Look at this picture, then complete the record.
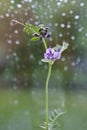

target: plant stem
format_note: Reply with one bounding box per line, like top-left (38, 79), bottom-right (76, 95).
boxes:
top-left (42, 38), bottom-right (51, 130)
top-left (42, 38), bottom-right (47, 50)
top-left (12, 19), bottom-right (25, 26)
top-left (46, 63), bottom-right (52, 130)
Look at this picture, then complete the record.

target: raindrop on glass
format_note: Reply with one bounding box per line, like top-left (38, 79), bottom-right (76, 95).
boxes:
top-left (17, 4), bottom-right (22, 8)
top-left (8, 40), bottom-right (12, 44)
top-left (80, 2), bottom-right (84, 7)
top-left (74, 15), bottom-right (80, 20)
top-left (64, 66), bottom-right (68, 71)
top-left (57, 2), bottom-right (61, 6)
top-left (71, 36), bottom-right (75, 40)
top-left (10, 0), bottom-right (15, 4)
top-left (61, 12), bottom-right (66, 16)
top-left (14, 30), bottom-right (19, 34)
top-left (60, 23), bottom-right (65, 28)
top-left (15, 40), bottom-right (20, 45)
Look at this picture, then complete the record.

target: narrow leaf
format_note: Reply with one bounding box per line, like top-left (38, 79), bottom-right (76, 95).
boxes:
top-left (41, 59), bottom-right (49, 63)
top-left (33, 26), bottom-right (39, 33)
top-left (31, 37), bottom-right (39, 41)
top-left (40, 125), bottom-right (46, 129)
top-left (52, 123), bottom-right (58, 128)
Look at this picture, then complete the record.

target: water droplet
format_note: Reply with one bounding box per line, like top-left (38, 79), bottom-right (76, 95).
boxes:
top-left (71, 0), bottom-right (76, 4)
top-left (14, 30), bottom-right (19, 34)
top-left (85, 33), bottom-right (87, 37)
top-left (31, 4), bottom-right (35, 9)
top-left (71, 36), bottom-right (75, 40)
top-left (59, 33), bottom-right (63, 37)
top-left (69, 10), bottom-right (74, 14)
top-left (29, 54), bottom-right (34, 60)
top-left (57, 2), bottom-right (61, 6)
top-left (5, 13), bottom-right (10, 17)
top-left (54, 23), bottom-right (58, 27)
top-left (60, 23), bottom-right (65, 28)
top-left (25, 11), bottom-right (28, 16)
top-left (71, 62), bottom-right (75, 66)
top-left (80, 2), bottom-right (84, 7)
top-left (76, 57), bottom-right (81, 64)
top-left (13, 52), bottom-right (17, 57)
top-left (9, 6), bottom-right (14, 11)
top-left (17, 4), bottom-right (22, 8)
top-left (0, 15), bottom-right (4, 19)
top-left (49, 15), bottom-right (53, 18)
top-left (67, 24), bottom-right (71, 28)
top-left (74, 15), bottom-right (80, 20)
top-left (28, 0), bottom-right (32, 2)
top-left (61, 57), bottom-right (66, 61)
top-left (61, 12), bottom-right (66, 16)
top-left (64, 66), bottom-right (68, 71)
top-left (14, 10), bottom-right (18, 14)
top-left (8, 40), bottom-right (12, 44)
top-left (30, 18), bottom-right (33, 22)
top-left (64, 0), bottom-right (68, 3)
top-left (10, 0), bottom-right (15, 4)
top-left (15, 40), bottom-right (20, 45)
top-left (78, 27), bottom-right (84, 32)
top-left (6, 55), bottom-right (10, 60)
top-left (44, 12), bottom-right (47, 16)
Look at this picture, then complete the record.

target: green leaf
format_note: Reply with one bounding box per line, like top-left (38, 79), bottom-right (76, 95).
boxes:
top-left (48, 109), bottom-right (66, 130)
top-left (40, 125), bottom-right (46, 129)
top-left (41, 59), bottom-right (54, 65)
top-left (52, 123), bottom-right (58, 129)
top-left (41, 59), bottom-right (49, 63)
top-left (23, 23), bottom-right (33, 34)
top-left (33, 26), bottom-right (39, 33)
top-left (31, 37), bottom-right (39, 41)
top-left (23, 22), bottom-right (39, 35)
top-left (49, 117), bottom-right (54, 122)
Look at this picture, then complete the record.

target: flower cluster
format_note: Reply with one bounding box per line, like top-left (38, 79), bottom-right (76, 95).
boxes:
top-left (44, 47), bottom-right (61, 61)
top-left (33, 24), bottom-right (50, 41)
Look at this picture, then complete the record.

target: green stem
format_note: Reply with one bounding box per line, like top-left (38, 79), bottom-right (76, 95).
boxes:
top-left (12, 19), bottom-right (25, 26)
top-left (42, 38), bottom-right (47, 50)
top-left (46, 63), bottom-right (52, 130)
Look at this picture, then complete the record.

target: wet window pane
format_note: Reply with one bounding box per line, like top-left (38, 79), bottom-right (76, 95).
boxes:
top-left (0, 0), bottom-right (87, 130)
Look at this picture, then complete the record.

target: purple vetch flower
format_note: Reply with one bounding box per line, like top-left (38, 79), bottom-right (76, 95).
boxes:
top-left (39, 27), bottom-right (50, 41)
top-left (44, 47), bottom-right (61, 61)
top-left (53, 49), bottom-right (61, 60)
top-left (44, 47), bottom-right (54, 60)
top-left (33, 25), bottom-right (50, 42)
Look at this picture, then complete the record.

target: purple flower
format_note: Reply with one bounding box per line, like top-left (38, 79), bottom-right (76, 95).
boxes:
top-left (53, 49), bottom-right (61, 60)
top-left (33, 25), bottom-right (50, 42)
top-left (39, 28), bottom-right (50, 41)
top-left (44, 47), bottom-right (61, 61)
top-left (44, 47), bottom-right (54, 60)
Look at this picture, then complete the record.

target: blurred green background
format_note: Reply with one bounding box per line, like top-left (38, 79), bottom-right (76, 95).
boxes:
top-left (0, 0), bottom-right (87, 130)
